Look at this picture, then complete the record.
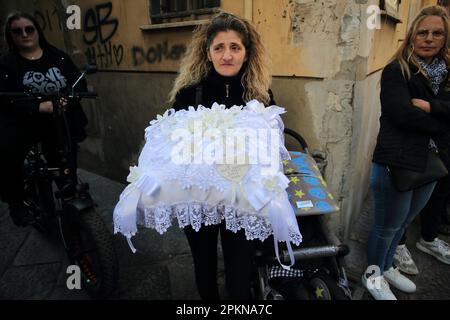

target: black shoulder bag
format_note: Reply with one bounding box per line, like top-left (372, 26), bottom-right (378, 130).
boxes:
top-left (387, 147), bottom-right (448, 192)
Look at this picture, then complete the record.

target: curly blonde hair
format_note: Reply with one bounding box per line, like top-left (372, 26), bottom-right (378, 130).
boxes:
top-left (392, 5), bottom-right (450, 80)
top-left (168, 12), bottom-right (272, 104)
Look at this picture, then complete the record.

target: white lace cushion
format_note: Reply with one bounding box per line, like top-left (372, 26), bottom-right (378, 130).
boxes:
top-left (113, 101), bottom-right (302, 250)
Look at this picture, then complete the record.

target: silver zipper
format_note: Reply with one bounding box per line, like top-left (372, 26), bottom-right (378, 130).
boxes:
top-left (225, 84), bottom-right (229, 98)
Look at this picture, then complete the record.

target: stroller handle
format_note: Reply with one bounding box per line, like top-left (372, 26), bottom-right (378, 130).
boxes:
top-left (284, 128), bottom-right (309, 153)
top-left (282, 244), bottom-right (350, 262)
top-left (254, 244), bottom-right (350, 264)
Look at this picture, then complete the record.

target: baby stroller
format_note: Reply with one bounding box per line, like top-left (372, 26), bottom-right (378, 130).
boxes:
top-left (252, 128), bottom-right (352, 300)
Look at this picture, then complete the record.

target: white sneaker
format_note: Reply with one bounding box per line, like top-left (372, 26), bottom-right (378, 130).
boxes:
top-left (416, 237), bottom-right (450, 265)
top-left (383, 267), bottom-right (416, 293)
top-left (393, 244), bottom-right (419, 275)
top-left (361, 272), bottom-right (397, 300)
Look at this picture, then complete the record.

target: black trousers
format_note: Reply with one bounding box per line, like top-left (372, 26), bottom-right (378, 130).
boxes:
top-left (0, 114), bottom-right (78, 206)
top-left (184, 222), bottom-right (257, 300)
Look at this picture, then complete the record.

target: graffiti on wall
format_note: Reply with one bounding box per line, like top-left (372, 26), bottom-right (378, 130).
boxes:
top-left (1, 2), bottom-right (187, 69)
top-left (83, 2), bottom-right (118, 45)
top-left (82, 1), bottom-right (186, 69)
top-left (85, 41), bottom-right (124, 68)
top-left (1, 2), bottom-right (186, 68)
top-left (131, 41), bottom-right (186, 66)
top-left (34, 7), bottom-right (63, 32)
top-left (82, 2), bottom-right (123, 68)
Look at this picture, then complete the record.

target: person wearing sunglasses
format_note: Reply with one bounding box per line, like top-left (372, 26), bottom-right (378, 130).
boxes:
top-left (0, 11), bottom-right (88, 226)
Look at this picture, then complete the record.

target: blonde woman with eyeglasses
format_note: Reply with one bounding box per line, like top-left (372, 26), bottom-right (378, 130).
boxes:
top-left (363, 6), bottom-right (450, 300)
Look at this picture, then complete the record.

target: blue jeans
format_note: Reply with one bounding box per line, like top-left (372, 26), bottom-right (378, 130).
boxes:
top-left (367, 163), bottom-right (436, 271)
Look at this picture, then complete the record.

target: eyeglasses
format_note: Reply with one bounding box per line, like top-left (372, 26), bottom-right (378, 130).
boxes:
top-left (10, 26), bottom-right (36, 36)
top-left (416, 29), bottom-right (445, 39)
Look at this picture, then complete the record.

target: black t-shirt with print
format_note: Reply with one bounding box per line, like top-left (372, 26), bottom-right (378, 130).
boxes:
top-left (0, 46), bottom-right (87, 115)
top-left (18, 50), bottom-right (69, 95)
top-left (0, 46), bottom-right (88, 141)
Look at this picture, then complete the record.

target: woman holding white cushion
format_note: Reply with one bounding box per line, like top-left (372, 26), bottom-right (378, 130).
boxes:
top-left (114, 12), bottom-right (300, 300)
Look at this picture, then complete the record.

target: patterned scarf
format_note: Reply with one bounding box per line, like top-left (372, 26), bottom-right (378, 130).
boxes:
top-left (417, 56), bottom-right (448, 95)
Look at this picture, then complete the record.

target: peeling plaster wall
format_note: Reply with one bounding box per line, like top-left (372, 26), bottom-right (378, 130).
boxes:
top-left (302, 80), bottom-right (355, 233)
top-left (265, 0), bottom-right (366, 235)
top-left (253, 0), bottom-right (362, 78)
top-left (344, 0), bottom-right (383, 243)
top-left (348, 72), bottom-right (382, 237)
top-left (289, 0), bottom-right (343, 77)
top-left (266, 0), bottom-right (398, 241)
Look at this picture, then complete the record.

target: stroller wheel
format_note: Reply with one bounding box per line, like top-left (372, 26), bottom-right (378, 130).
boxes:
top-left (308, 273), bottom-right (350, 300)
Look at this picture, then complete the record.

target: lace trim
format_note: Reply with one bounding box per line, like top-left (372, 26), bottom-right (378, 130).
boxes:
top-left (113, 219), bottom-right (137, 240)
top-left (128, 201), bottom-right (301, 245)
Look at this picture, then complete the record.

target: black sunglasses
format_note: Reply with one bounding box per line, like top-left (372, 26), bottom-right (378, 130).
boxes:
top-left (10, 26), bottom-right (36, 36)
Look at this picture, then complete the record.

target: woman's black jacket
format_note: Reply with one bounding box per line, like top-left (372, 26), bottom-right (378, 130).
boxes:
top-left (172, 69), bottom-right (275, 109)
top-left (373, 59), bottom-right (450, 171)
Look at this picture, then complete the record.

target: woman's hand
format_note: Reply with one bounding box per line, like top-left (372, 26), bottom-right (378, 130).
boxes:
top-left (59, 97), bottom-right (68, 110)
top-left (411, 98), bottom-right (431, 113)
top-left (39, 101), bottom-right (54, 113)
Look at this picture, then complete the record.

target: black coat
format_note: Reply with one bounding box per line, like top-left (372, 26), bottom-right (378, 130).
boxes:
top-left (172, 69), bottom-right (275, 110)
top-left (373, 59), bottom-right (450, 171)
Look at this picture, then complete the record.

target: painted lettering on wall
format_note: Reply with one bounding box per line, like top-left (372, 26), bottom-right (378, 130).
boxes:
top-left (83, 2), bottom-right (118, 45)
top-left (131, 42), bottom-right (186, 66)
top-left (1, 2), bottom-right (188, 69)
top-left (34, 7), bottom-right (63, 32)
top-left (79, 1), bottom-right (187, 69)
top-left (35, 6), bottom-right (82, 32)
top-left (82, 2), bottom-right (123, 68)
top-left (85, 41), bottom-right (124, 68)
